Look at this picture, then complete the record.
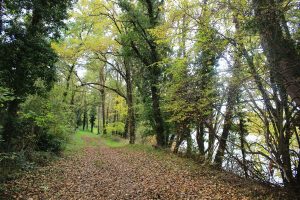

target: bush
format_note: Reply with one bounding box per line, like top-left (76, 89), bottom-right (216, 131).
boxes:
top-left (19, 86), bottom-right (75, 154)
top-left (36, 132), bottom-right (64, 154)
top-left (0, 85), bottom-right (75, 182)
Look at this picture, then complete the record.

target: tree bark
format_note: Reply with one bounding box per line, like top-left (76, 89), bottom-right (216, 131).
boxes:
top-left (253, 0), bottom-right (300, 106)
top-left (174, 135), bottom-right (183, 154)
top-left (151, 82), bottom-right (166, 147)
top-left (99, 66), bottom-right (106, 134)
top-left (214, 90), bottom-right (236, 167)
top-left (253, 0), bottom-right (298, 186)
top-left (63, 64), bottom-right (75, 102)
top-left (174, 123), bottom-right (184, 153)
top-left (97, 105), bottom-right (100, 134)
top-left (196, 123), bottom-right (205, 155)
top-left (0, 0), bottom-right (3, 33)
top-left (125, 60), bottom-right (136, 144)
top-left (214, 58), bottom-right (240, 168)
top-left (206, 119), bottom-right (216, 162)
top-left (239, 113), bottom-right (248, 178)
top-left (91, 121), bottom-right (94, 133)
top-left (124, 0), bottom-right (166, 147)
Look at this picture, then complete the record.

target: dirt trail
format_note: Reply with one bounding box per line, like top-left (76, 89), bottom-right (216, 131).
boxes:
top-left (2, 136), bottom-right (287, 200)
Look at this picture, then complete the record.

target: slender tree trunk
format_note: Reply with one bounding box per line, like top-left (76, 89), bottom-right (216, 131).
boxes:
top-left (112, 109), bottom-right (117, 135)
top-left (70, 88), bottom-right (75, 105)
top-left (63, 64), bottom-right (75, 102)
top-left (106, 104), bottom-right (109, 126)
top-left (253, 0), bottom-right (300, 106)
top-left (196, 123), bottom-right (205, 155)
top-left (0, 0), bottom-right (3, 33)
top-left (186, 132), bottom-right (192, 157)
top-left (174, 135), bottom-right (183, 154)
top-left (124, 117), bottom-right (128, 138)
top-left (207, 120), bottom-right (215, 162)
top-left (151, 81), bottom-right (166, 147)
top-left (127, 101), bottom-right (135, 144)
top-left (125, 60), bottom-right (135, 144)
top-left (82, 91), bottom-right (87, 131)
top-left (91, 122), bottom-right (94, 133)
top-left (214, 57), bottom-right (240, 168)
top-left (101, 92), bottom-right (105, 134)
top-left (99, 65), bottom-right (106, 134)
top-left (97, 105), bottom-right (100, 134)
top-left (82, 111), bottom-right (86, 131)
top-left (280, 136), bottom-right (294, 185)
top-left (214, 93), bottom-right (236, 167)
top-left (86, 110), bottom-right (89, 130)
top-left (174, 123), bottom-right (184, 154)
top-left (239, 113), bottom-right (248, 178)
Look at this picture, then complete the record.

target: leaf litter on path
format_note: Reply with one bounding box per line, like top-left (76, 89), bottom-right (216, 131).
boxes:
top-left (1, 136), bottom-right (290, 200)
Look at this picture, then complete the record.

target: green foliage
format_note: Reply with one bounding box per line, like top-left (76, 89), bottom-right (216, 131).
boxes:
top-left (0, 87), bottom-right (15, 108)
top-left (0, 0), bottom-right (73, 152)
top-left (19, 85), bottom-right (76, 153)
top-left (106, 122), bottom-right (125, 134)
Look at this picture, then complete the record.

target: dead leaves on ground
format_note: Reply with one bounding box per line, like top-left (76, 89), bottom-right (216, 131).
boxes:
top-left (1, 138), bottom-right (288, 200)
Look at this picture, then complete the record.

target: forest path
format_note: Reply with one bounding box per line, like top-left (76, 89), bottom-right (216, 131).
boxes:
top-left (2, 134), bottom-right (285, 200)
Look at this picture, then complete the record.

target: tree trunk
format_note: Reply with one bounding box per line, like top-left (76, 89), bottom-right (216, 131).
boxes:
top-left (63, 64), bottom-right (75, 102)
top-left (82, 111), bottom-right (86, 131)
top-left (186, 132), bottom-right (192, 157)
top-left (214, 58), bottom-right (240, 168)
top-left (86, 112), bottom-right (89, 130)
top-left (99, 65), bottom-right (106, 135)
top-left (124, 117), bottom-right (129, 138)
top-left (206, 120), bottom-right (216, 162)
top-left (125, 60), bottom-right (136, 144)
top-left (253, 1), bottom-right (298, 186)
top-left (2, 99), bottom-right (19, 151)
top-left (97, 105), bottom-right (100, 134)
top-left (253, 0), bottom-right (300, 106)
top-left (91, 122), bottom-right (94, 133)
top-left (174, 135), bottom-right (183, 154)
top-left (106, 103), bottom-right (109, 126)
top-left (151, 82), bottom-right (166, 147)
top-left (0, 0), bottom-right (3, 33)
top-left (239, 113), bottom-right (248, 178)
top-left (174, 122), bottom-right (184, 154)
top-left (196, 123), bottom-right (205, 155)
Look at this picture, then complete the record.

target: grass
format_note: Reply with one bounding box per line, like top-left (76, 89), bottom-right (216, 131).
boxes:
top-left (65, 131), bottom-right (194, 168)
top-left (64, 129), bottom-right (100, 154)
top-left (64, 130), bottom-right (127, 154)
top-left (64, 130), bottom-right (194, 171)
top-left (101, 135), bottom-right (127, 148)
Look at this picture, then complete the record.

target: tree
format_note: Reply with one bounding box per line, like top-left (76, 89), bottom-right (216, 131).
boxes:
top-left (0, 0), bottom-right (72, 151)
top-left (118, 0), bottom-right (167, 147)
top-left (90, 106), bottom-right (97, 133)
top-left (253, 0), bottom-right (300, 107)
